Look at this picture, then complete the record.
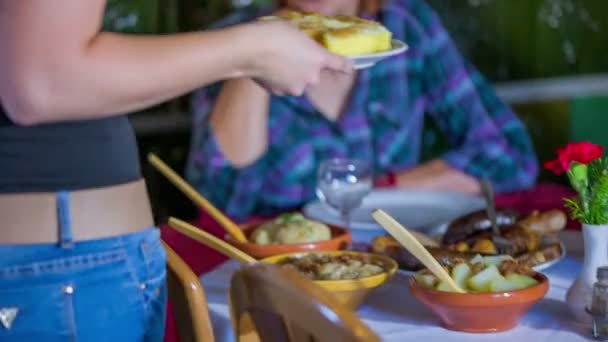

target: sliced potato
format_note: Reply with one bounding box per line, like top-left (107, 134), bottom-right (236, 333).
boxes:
top-left (436, 281), bottom-right (454, 292)
top-left (489, 275), bottom-right (519, 292)
top-left (505, 273), bottom-right (539, 289)
top-left (467, 264), bottom-right (502, 292)
top-left (482, 255), bottom-right (514, 267)
top-left (451, 263), bottom-right (472, 290)
top-left (414, 273), bottom-right (437, 289)
top-left (470, 254), bottom-right (484, 264)
top-left (415, 252), bottom-right (540, 294)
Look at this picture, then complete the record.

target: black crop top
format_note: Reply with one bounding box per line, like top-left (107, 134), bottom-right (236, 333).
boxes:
top-left (0, 104), bottom-right (142, 193)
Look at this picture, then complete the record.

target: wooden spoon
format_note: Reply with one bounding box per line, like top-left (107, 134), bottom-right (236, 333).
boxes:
top-left (148, 153), bottom-right (248, 243)
top-left (371, 209), bottom-right (465, 293)
top-left (168, 217), bottom-right (256, 264)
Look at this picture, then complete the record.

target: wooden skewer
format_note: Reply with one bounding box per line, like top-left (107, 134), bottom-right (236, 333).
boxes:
top-left (147, 153), bottom-right (248, 243)
top-left (168, 217), bottom-right (257, 264)
top-left (371, 209), bottom-right (465, 293)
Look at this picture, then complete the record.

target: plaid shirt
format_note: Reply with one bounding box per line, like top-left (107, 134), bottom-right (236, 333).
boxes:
top-left (186, 0), bottom-right (538, 222)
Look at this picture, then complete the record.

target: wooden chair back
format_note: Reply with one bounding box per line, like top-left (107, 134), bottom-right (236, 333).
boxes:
top-left (230, 263), bottom-right (380, 342)
top-left (163, 241), bottom-right (215, 342)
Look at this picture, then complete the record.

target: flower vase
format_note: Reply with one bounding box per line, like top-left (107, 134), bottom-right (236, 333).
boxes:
top-left (566, 223), bottom-right (608, 324)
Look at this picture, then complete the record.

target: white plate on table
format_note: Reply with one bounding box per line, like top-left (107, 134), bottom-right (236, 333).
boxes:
top-left (303, 189), bottom-right (484, 235)
top-left (351, 39), bottom-right (408, 69)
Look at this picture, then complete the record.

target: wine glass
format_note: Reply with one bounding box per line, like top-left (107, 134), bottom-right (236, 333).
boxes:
top-left (316, 158), bottom-right (373, 230)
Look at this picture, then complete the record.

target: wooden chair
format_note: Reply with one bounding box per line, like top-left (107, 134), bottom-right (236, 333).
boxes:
top-left (230, 263), bottom-right (381, 342)
top-left (163, 241), bottom-right (215, 342)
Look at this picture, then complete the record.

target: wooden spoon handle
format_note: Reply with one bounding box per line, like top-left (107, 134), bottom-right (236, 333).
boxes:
top-left (148, 153), bottom-right (248, 243)
top-left (168, 217), bottom-right (257, 264)
top-left (372, 209), bottom-right (464, 293)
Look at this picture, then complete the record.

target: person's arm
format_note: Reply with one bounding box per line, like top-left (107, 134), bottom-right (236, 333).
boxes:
top-left (187, 83), bottom-right (273, 221)
top-left (209, 79), bottom-right (270, 167)
top-left (396, 160), bottom-right (481, 194)
top-left (0, 0), bottom-right (350, 125)
top-left (395, 2), bottom-right (538, 194)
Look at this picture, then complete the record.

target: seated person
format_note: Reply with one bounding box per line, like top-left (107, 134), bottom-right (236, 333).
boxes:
top-left (186, 0), bottom-right (539, 222)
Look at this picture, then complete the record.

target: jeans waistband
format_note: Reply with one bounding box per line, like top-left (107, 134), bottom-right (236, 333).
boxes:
top-left (0, 227), bottom-right (160, 271)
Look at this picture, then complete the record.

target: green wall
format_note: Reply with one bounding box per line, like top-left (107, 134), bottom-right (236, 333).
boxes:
top-left (428, 0), bottom-right (608, 82)
top-left (571, 97), bottom-right (608, 147)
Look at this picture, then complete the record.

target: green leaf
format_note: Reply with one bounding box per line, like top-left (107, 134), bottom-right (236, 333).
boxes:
top-left (588, 175), bottom-right (608, 225)
top-left (564, 158), bottom-right (608, 225)
top-left (568, 162), bottom-right (589, 194)
top-left (564, 197), bottom-right (586, 222)
top-left (589, 158), bottom-right (608, 188)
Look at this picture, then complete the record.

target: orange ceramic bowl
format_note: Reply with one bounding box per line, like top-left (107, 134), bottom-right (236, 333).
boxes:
top-left (224, 223), bottom-right (352, 259)
top-left (409, 273), bottom-right (549, 333)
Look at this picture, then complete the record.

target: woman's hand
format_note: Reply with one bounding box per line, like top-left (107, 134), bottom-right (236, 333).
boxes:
top-left (244, 20), bottom-right (353, 96)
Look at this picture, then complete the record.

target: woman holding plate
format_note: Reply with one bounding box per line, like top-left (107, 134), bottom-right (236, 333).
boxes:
top-left (187, 0), bottom-right (539, 222)
top-left (0, 1), bottom-right (351, 341)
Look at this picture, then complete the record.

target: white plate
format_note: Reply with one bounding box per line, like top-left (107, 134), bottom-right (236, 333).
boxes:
top-left (351, 39), bottom-right (408, 69)
top-left (303, 189), bottom-right (484, 235)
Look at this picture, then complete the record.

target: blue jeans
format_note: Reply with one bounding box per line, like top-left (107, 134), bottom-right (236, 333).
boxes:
top-left (0, 191), bottom-right (167, 341)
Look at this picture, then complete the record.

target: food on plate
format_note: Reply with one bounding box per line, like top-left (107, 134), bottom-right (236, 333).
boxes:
top-left (371, 235), bottom-right (486, 271)
top-left (443, 209), bottom-right (566, 248)
top-left (469, 238), bottom-right (498, 254)
top-left (515, 242), bottom-right (563, 268)
top-left (259, 11), bottom-right (392, 56)
top-left (518, 209), bottom-right (567, 235)
top-left (372, 234), bottom-right (562, 272)
top-left (250, 213), bottom-right (331, 245)
top-left (442, 209), bottom-right (519, 246)
top-left (442, 208), bottom-right (567, 256)
top-left (278, 253), bottom-right (385, 280)
top-left (371, 209), bottom-right (566, 272)
top-left (445, 223), bottom-right (540, 255)
top-left (413, 254), bottom-right (539, 293)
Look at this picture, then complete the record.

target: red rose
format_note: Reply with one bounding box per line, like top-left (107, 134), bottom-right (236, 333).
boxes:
top-left (544, 141), bottom-right (604, 175)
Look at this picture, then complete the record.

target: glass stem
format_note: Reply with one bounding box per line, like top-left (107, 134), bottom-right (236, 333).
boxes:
top-left (341, 210), bottom-right (351, 230)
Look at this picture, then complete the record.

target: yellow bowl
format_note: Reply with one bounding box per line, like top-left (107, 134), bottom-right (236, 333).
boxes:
top-left (261, 250), bottom-right (398, 309)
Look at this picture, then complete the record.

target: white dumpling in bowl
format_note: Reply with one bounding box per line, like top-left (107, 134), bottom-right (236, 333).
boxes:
top-left (274, 222), bottom-right (331, 244)
top-left (251, 213), bottom-right (332, 244)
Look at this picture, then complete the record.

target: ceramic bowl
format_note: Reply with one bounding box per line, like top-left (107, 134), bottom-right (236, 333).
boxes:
top-left (262, 250), bottom-right (398, 310)
top-left (224, 222), bottom-right (352, 259)
top-left (409, 273), bottom-right (549, 333)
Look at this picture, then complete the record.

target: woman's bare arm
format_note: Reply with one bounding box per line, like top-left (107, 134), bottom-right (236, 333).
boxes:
top-left (0, 0), bottom-right (350, 125)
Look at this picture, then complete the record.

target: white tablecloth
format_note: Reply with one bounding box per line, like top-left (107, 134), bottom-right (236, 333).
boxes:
top-left (200, 231), bottom-right (594, 341)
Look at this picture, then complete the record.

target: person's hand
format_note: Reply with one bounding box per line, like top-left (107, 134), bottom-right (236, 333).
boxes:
top-left (244, 20), bottom-right (353, 96)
